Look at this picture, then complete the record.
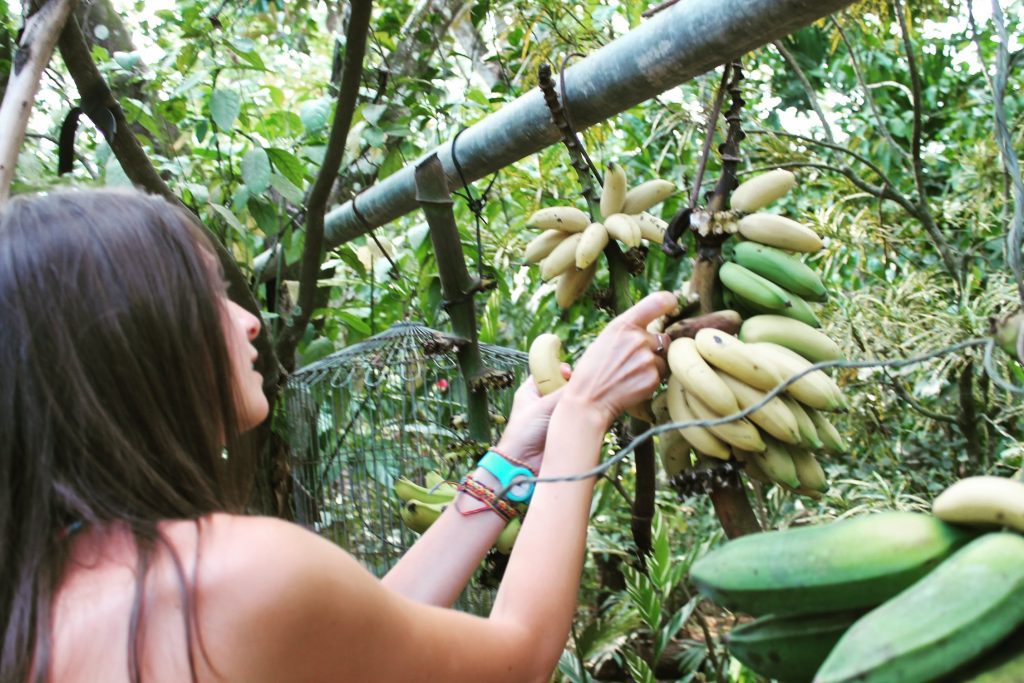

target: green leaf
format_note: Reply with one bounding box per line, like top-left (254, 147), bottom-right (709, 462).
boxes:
top-left (227, 39), bottom-right (266, 70)
top-left (654, 596), bottom-right (698, 663)
top-left (269, 173), bottom-right (305, 204)
top-left (623, 566), bottom-right (662, 633)
top-left (241, 147), bottom-right (271, 194)
top-left (361, 102), bottom-right (387, 126)
top-left (333, 310), bottom-right (371, 336)
top-left (209, 203), bottom-right (246, 237)
top-left (300, 98), bottom-right (332, 134)
top-left (113, 51), bottom-right (141, 70)
top-left (266, 148), bottom-right (307, 187)
top-left (248, 198), bottom-right (279, 236)
top-left (622, 650), bottom-right (656, 683)
top-left (210, 88), bottom-right (241, 131)
top-left (335, 244), bottom-right (366, 277)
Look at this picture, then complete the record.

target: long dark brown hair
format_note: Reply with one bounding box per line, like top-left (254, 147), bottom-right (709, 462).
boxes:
top-left (0, 189), bottom-right (248, 683)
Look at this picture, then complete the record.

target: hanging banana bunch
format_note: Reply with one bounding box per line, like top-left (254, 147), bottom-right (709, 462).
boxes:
top-left (645, 169), bottom-right (851, 500)
top-left (523, 161), bottom-right (676, 309)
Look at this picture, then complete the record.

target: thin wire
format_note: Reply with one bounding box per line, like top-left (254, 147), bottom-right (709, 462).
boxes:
top-left (558, 52), bottom-right (601, 184)
top-left (494, 338), bottom-right (996, 498)
top-left (351, 191), bottom-right (401, 281)
top-left (987, 0), bottom-right (1024, 305)
top-left (450, 127), bottom-right (500, 281)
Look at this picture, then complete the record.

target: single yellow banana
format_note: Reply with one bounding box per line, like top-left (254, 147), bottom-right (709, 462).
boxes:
top-left (789, 446), bottom-right (829, 493)
top-left (539, 232), bottom-right (584, 281)
top-left (933, 476), bottom-right (1024, 533)
top-left (748, 342), bottom-right (845, 411)
top-left (665, 376), bottom-right (730, 459)
top-left (524, 229), bottom-right (570, 264)
top-left (658, 429), bottom-right (693, 479)
top-left (684, 389), bottom-right (766, 453)
top-left (621, 179), bottom-right (676, 214)
top-left (528, 206), bottom-right (591, 232)
top-left (730, 169), bottom-right (797, 213)
top-left (668, 338), bottom-right (740, 417)
top-left (715, 369), bottom-right (801, 444)
top-left (755, 436), bottom-right (801, 489)
top-left (739, 314), bottom-right (842, 363)
top-left (603, 213), bottom-right (642, 248)
top-left (780, 395), bottom-right (824, 448)
top-left (529, 333), bottom-right (567, 396)
top-left (395, 477), bottom-right (458, 504)
top-left (632, 211), bottom-right (668, 244)
top-left (424, 470), bottom-right (449, 490)
top-left (400, 499), bottom-right (447, 534)
top-left (651, 390), bottom-right (670, 423)
top-left (555, 261), bottom-right (596, 309)
top-left (737, 213), bottom-right (823, 253)
top-left (693, 328), bottom-right (783, 392)
top-left (575, 222), bottom-right (609, 269)
top-left (806, 407), bottom-right (848, 454)
top-left (738, 448), bottom-right (772, 484)
top-left (495, 517), bottom-right (521, 554)
top-left (600, 162), bottom-right (628, 218)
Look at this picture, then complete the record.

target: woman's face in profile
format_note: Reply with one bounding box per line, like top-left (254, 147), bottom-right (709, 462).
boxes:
top-left (220, 295), bottom-right (269, 431)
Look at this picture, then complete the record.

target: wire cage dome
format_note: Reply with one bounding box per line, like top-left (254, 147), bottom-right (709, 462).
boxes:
top-left (283, 321), bottom-right (528, 614)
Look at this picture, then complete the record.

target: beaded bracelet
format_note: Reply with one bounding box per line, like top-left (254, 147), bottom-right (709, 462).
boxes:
top-left (457, 474), bottom-right (519, 523)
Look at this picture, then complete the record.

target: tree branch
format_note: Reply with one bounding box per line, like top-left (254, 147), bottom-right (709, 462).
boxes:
top-left (0, 0), bottom-right (76, 203)
top-left (276, 0), bottom-right (373, 369)
top-left (53, 6), bottom-right (282, 412)
top-left (893, 0), bottom-right (925, 191)
top-left (772, 39), bottom-right (835, 145)
top-left (746, 128), bottom-right (901, 194)
top-left (829, 13), bottom-right (909, 160)
top-left (986, 0), bottom-right (1024, 305)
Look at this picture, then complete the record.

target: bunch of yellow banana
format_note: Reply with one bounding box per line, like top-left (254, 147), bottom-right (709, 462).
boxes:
top-left (394, 471), bottom-right (523, 553)
top-left (657, 327), bottom-right (848, 498)
top-left (523, 161), bottom-right (676, 308)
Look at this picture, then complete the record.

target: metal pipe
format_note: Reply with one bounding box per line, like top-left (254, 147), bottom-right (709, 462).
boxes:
top-left (256, 0), bottom-right (854, 273)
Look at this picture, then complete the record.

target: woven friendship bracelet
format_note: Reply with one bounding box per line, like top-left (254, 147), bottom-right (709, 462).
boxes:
top-left (457, 475), bottom-right (519, 523)
top-left (487, 447), bottom-right (538, 476)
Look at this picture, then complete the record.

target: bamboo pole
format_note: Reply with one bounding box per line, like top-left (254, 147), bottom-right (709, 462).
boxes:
top-left (415, 154), bottom-right (491, 442)
top-left (254, 0), bottom-right (855, 274)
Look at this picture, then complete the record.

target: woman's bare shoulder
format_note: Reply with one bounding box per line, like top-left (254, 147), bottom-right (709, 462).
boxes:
top-left (157, 514), bottom-right (381, 682)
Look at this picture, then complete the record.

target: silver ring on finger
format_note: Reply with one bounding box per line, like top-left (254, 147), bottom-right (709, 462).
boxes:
top-left (654, 332), bottom-right (667, 356)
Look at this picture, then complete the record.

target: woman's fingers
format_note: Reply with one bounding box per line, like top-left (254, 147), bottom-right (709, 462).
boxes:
top-left (617, 291), bottom-right (678, 329)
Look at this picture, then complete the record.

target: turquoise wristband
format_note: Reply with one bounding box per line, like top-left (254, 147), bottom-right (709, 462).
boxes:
top-left (478, 450), bottom-right (535, 503)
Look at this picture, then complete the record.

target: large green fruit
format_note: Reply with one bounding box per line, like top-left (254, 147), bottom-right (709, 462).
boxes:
top-left (690, 512), bottom-right (973, 617)
top-left (815, 532), bottom-right (1024, 683)
top-left (728, 611), bottom-right (863, 682)
top-left (946, 626), bottom-right (1024, 682)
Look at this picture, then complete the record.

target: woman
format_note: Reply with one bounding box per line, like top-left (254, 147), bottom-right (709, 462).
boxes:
top-left (0, 188), bottom-right (675, 683)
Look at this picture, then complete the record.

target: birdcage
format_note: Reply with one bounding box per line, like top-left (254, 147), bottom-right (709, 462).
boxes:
top-left (283, 321), bottom-right (528, 614)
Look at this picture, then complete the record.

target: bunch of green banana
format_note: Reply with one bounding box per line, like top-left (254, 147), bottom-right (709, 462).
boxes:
top-left (718, 170), bottom-right (845, 356)
top-left (689, 512), bottom-right (973, 618)
top-left (523, 161), bottom-right (677, 308)
top-left (659, 326), bottom-right (846, 497)
top-left (815, 532), bottom-right (1024, 683)
top-left (727, 610), bottom-right (865, 683)
top-left (689, 511), bottom-right (1010, 682)
top-left (395, 472), bottom-right (457, 534)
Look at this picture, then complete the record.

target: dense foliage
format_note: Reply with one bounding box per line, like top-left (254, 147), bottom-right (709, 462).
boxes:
top-left (5, 0), bottom-right (1023, 678)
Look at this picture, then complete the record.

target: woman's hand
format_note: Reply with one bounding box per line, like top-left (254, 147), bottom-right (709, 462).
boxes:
top-left (561, 291), bottom-right (676, 429)
top-left (494, 369), bottom-right (569, 471)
